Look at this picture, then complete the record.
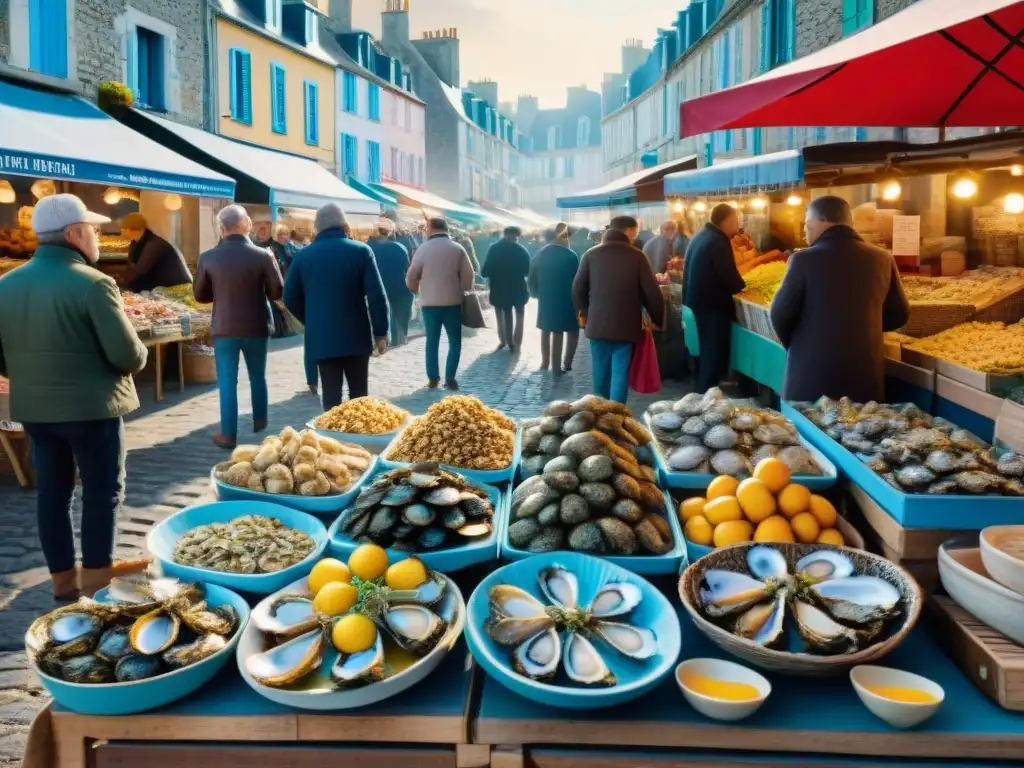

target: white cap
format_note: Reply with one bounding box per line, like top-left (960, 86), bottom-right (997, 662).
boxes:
top-left (32, 193), bottom-right (111, 234)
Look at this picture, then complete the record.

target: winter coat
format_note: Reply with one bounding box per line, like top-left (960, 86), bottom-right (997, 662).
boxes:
top-left (283, 228), bottom-right (389, 361)
top-left (572, 230), bottom-right (665, 343)
top-left (643, 235), bottom-right (675, 274)
top-left (682, 224), bottom-right (745, 315)
top-left (481, 238), bottom-right (531, 309)
top-left (122, 228), bottom-right (192, 292)
top-left (368, 236), bottom-right (413, 307)
top-left (195, 234), bottom-right (283, 338)
top-left (770, 225), bottom-right (911, 403)
top-left (529, 243), bottom-right (579, 332)
top-left (406, 234), bottom-right (475, 307)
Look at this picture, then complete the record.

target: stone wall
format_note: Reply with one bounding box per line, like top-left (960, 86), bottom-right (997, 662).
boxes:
top-left (0, 1), bottom-right (10, 63)
top-left (877, 0), bottom-right (918, 22)
top-left (795, 0), bottom-right (844, 59)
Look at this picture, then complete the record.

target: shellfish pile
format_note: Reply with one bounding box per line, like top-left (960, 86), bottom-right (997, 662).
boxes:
top-left (648, 388), bottom-right (824, 478)
top-left (520, 397), bottom-right (657, 479)
top-left (173, 515), bottom-right (316, 574)
top-left (797, 397), bottom-right (1024, 495)
top-left (214, 427), bottom-right (372, 496)
top-left (27, 578), bottom-right (238, 685)
top-left (698, 547), bottom-right (902, 655)
top-left (314, 397), bottom-right (410, 435)
top-left (485, 565), bottom-right (657, 686)
top-left (336, 466), bottom-right (495, 552)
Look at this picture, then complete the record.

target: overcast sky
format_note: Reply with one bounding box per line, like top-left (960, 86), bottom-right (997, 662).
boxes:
top-left (351, 0), bottom-right (680, 108)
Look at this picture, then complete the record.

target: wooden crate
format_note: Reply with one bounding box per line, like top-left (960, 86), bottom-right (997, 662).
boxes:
top-left (929, 595), bottom-right (1024, 711)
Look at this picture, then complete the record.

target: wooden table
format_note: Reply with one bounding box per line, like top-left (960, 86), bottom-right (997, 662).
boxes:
top-left (142, 332), bottom-right (194, 403)
top-left (42, 642), bottom-right (479, 768)
top-left (474, 606), bottom-right (1024, 768)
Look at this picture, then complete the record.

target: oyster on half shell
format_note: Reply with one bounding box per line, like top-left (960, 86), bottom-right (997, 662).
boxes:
top-left (246, 628), bottom-right (326, 688)
top-left (381, 604), bottom-right (447, 654)
top-left (563, 631), bottom-right (616, 686)
top-left (512, 626), bottom-right (561, 681)
top-left (330, 632), bottom-right (386, 688)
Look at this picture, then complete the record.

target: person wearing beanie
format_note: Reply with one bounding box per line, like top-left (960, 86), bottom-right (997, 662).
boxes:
top-left (118, 212), bottom-right (192, 292)
top-left (0, 194), bottom-right (150, 600)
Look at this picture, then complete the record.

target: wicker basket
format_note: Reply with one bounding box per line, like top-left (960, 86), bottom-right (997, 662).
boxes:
top-left (899, 302), bottom-right (977, 338)
top-left (734, 298), bottom-right (780, 342)
top-left (182, 351), bottom-right (217, 384)
top-left (971, 284), bottom-right (1024, 325)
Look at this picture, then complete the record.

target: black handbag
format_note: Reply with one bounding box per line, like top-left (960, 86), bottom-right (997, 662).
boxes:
top-left (461, 291), bottom-right (487, 329)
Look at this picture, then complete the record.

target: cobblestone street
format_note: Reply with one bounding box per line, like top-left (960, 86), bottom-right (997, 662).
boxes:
top-left (0, 304), bottom-right (693, 764)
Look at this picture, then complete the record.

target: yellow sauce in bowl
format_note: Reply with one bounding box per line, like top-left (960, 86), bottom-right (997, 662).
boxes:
top-left (863, 685), bottom-right (939, 704)
top-left (679, 670), bottom-right (761, 702)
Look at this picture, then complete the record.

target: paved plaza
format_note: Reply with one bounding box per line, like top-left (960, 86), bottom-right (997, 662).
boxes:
top-left (0, 305), bottom-right (694, 764)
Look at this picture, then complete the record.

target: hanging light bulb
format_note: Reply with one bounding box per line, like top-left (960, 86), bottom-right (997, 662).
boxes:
top-left (694, 200), bottom-right (707, 213)
top-left (727, 200), bottom-right (739, 209)
top-left (163, 193), bottom-right (183, 211)
top-left (0, 180), bottom-right (15, 205)
top-left (786, 194), bottom-right (803, 207)
top-left (749, 197), bottom-right (768, 211)
top-left (1011, 164), bottom-right (1024, 177)
top-left (31, 179), bottom-right (55, 200)
top-left (1005, 193), bottom-right (1024, 214)
top-left (103, 187), bottom-right (122, 205)
top-left (881, 180), bottom-right (902, 202)
top-left (672, 200), bottom-right (685, 213)
top-left (951, 176), bottom-right (978, 200)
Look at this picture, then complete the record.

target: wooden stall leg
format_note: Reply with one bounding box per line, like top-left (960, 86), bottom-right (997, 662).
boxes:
top-left (155, 344), bottom-right (164, 403)
top-left (0, 432), bottom-right (30, 488)
top-left (178, 342), bottom-right (185, 392)
top-left (51, 717), bottom-right (87, 768)
top-left (456, 743), bottom-right (491, 768)
top-left (490, 747), bottom-right (523, 768)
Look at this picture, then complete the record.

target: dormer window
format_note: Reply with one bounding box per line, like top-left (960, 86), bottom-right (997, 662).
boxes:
top-left (305, 8), bottom-right (317, 47)
top-left (266, 0), bottom-right (283, 33)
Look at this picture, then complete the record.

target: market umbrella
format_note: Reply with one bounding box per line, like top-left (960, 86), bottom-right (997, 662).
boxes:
top-left (679, 0), bottom-right (1024, 137)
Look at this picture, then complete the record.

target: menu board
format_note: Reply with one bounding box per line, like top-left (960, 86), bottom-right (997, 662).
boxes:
top-left (892, 215), bottom-right (921, 257)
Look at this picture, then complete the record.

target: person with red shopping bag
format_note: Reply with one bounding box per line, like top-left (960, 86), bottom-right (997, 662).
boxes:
top-left (629, 314), bottom-right (662, 395)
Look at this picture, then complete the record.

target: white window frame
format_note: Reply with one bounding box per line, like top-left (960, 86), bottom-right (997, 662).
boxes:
top-left (7, 0), bottom-right (79, 85)
top-left (114, 8), bottom-right (181, 115)
top-left (266, 0), bottom-right (283, 33)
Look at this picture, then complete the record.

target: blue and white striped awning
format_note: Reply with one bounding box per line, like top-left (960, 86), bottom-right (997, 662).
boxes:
top-left (663, 151), bottom-right (804, 196)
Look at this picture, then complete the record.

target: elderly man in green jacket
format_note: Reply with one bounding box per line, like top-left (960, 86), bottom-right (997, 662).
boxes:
top-left (0, 194), bottom-right (149, 601)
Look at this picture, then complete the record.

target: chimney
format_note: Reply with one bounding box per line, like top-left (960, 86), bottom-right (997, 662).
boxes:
top-left (467, 79), bottom-right (498, 107)
top-left (382, 0), bottom-right (410, 44)
top-left (324, 0), bottom-right (352, 35)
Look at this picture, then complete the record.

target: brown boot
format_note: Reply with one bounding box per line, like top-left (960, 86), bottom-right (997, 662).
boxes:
top-left (80, 558), bottom-right (151, 597)
top-left (50, 568), bottom-right (80, 602)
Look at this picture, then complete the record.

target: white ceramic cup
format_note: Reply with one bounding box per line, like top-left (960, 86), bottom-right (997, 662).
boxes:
top-left (675, 657), bottom-right (771, 722)
top-left (850, 665), bottom-right (944, 729)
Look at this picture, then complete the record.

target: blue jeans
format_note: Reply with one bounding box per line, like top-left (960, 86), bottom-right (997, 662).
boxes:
top-left (213, 337), bottom-right (269, 438)
top-left (591, 339), bottom-right (633, 404)
top-left (422, 305), bottom-right (463, 382)
top-left (303, 340), bottom-right (318, 388)
top-left (23, 418), bottom-right (125, 573)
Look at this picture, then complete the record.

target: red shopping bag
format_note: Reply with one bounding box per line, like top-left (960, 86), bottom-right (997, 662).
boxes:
top-left (628, 328), bottom-right (661, 394)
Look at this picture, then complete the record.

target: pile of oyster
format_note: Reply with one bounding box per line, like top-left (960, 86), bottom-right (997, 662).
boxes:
top-left (335, 466), bottom-right (495, 552)
top-left (648, 388), bottom-right (823, 478)
top-left (520, 397), bottom-right (658, 479)
top-left (486, 565), bottom-right (656, 686)
top-left (27, 578), bottom-right (239, 684)
top-left (245, 569), bottom-right (451, 689)
top-left (173, 515), bottom-right (316, 574)
top-left (797, 396), bottom-right (1024, 495)
top-left (698, 547), bottom-right (901, 655)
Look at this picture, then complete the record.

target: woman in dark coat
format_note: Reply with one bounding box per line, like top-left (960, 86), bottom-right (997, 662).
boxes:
top-left (528, 223), bottom-right (580, 373)
top-left (482, 226), bottom-right (531, 352)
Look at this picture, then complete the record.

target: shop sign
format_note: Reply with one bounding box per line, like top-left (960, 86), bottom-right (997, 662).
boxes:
top-left (0, 149), bottom-right (235, 199)
top-left (892, 214), bottom-right (921, 268)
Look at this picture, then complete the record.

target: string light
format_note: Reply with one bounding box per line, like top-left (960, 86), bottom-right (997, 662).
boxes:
top-left (672, 200), bottom-right (684, 213)
top-left (881, 181), bottom-right (902, 202)
top-left (786, 194), bottom-right (803, 206)
top-left (727, 200), bottom-right (739, 209)
top-left (1011, 165), bottom-right (1024, 177)
top-left (749, 197), bottom-right (768, 211)
top-left (694, 201), bottom-right (707, 213)
top-left (951, 177), bottom-right (978, 200)
top-left (103, 187), bottom-right (122, 205)
top-left (1005, 193), bottom-right (1024, 214)
top-left (163, 193), bottom-right (183, 211)
top-left (0, 181), bottom-right (14, 204)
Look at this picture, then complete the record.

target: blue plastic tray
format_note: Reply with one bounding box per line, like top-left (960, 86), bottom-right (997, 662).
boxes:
top-left (306, 417), bottom-right (411, 455)
top-left (465, 552), bottom-right (682, 710)
top-left (378, 421), bottom-right (521, 486)
top-left (643, 412), bottom-right (838, 491)
top-left (782, 402), bottom-right (1024, 530)
top-left (326, 465), bottom-right (505, 572)
top-left (210, 455), bottom-right (377, 518)
top-left (32, 583), bottom-right (250, 715)
top-left (148, 500), bottom-right (328, 594)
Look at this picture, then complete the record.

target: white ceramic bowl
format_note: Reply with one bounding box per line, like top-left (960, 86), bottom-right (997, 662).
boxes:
top-left (980, 526), bottom-right (1024, 597)
top-left (850, 665), bottom-right (944, 729)
top-left (938, 539), bottom-right (1024, 645)
top-left (675, 658), bottom-right (771, 722)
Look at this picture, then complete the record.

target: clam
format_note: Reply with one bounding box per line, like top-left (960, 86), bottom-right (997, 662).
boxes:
top-left (424, 487), bottom-right (462, 507)
top-left (792, 599), bottom-right (860, 655)
top-left (407, 473), bottom-right (441, 489)
top-left (698, 570), bottom-right (773, 618)
top-left (591, 620), bottom-right (657, 660)
top-left (382, 604), bottom-right (447, 654)
top-left (795, 550), bottom-right (855, 582)
top-left (95, 627), bottom-right (133, 663)
top-left (402, 504), bottom-right (435, 527)
top-left (61, 655), bottom-right (115, 685)
top-left (246, 628), bottom-right (326, 688)
top-left (512, 627), bottom-right (560, 681)
top-left (809, 576), bottom-right (901, 626)
top-left (251, 594), bottom-right (318, 639)
top-left (589, 582), bottom-right (642, 618)
top-left (443, 507), bottom-right (467, 530)
top-left (30, 612), bottom-right (104, 658)
top-left (747, 546), bottom-right (788, 580)
top-left (115, 654), bottom-right (164, 682)
top-left (563, 631), bottom-right (616, 685)
top-left (381, 485), bottom-right (417, 506)
top-left (331, 633), bottom-right (386, 688)
top-left (163, 634), bottom-right (227, 669)
top-left (129, 609), bottom-right (181, 656)
top-left (457, 521), bottom-right (492, 537)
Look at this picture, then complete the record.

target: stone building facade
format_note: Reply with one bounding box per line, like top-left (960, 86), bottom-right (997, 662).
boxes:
top-left (797, 0), bottom-right (916, 57)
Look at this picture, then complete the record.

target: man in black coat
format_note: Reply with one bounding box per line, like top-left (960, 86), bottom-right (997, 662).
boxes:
top-left (770, 196), bottom-right (911, 403)
top-left (683, 204), bottom-right (745, 392)
top-left (482, 226), bottom-right (531, 353)
top-left (118, 213), bottom-right (192, 292)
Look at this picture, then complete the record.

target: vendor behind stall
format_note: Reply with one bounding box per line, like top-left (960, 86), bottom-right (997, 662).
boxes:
top-left (118, 213), bottom-right (191, 292)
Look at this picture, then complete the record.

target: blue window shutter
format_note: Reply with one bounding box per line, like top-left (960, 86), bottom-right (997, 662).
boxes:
top-left (753, 128), bottom-right (763, 155)
top-left (228, 49), bottom-right (239, 121)
top-left (782, 0), bottom-right (796, 63)
top-left (241, 52), bottom-right (252, 124)
top-left (151, 33), bottom-right (165, 110)
top-left (125, 27), bottom-right (139, 95)
top-left (858, 0), bottom-right (875, 30)
top-left (343, 72), bottom-right (357, 113)
top-left (760, 0), bottom-right (773, 72)
top-left (271, 64), bottom-right (286, 134)
top-left (304, 81), bottom-right (319, 145)
top-left (29, 0), bottom-right (68, 78)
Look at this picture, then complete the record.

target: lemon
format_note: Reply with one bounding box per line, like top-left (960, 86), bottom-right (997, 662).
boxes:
top-left (736, 478), bottom-right (777, 524)
top-left (808, 495), bottom-right (838, 528)
top-left (308, 558), bottom-right (351, 594)
top-left (313, 581), bottom-right (358, 616)
top-left (713, 520), bottom-right (754, 548)
top-left (348, 544), bottom-right (389, 581)
top-left (684, 515), bottom-right (714, 546)
top-left (753, 457), bottom-right (791, 494)
top-left (753, 515), bottom-right (795, 543)
top-left (816, 527), bottom-right (845, 546)
top-left (332, 613), bottom-right (378, 654)
top-left (706, 475), bottom-right (739, 500)
top-left (385, 558), bottom-right (428, 590)
top-left (777, 483), bottom-right (811, 519)
top-left (703, 496), bottom-right (743, 526)
top-left (790, 512), bottom-right (822, 544)
top-left (679, 497), bottom-right (707, 522)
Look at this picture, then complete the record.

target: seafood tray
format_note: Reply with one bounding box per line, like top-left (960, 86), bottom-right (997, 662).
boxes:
top-left (327, 465), bottom-right (505, 572)
top-left (307, 416), bottom-right (412, 455)
top-left (783, 402), bottom-right (1024, 529)
top-left (379, 422), bottom-right (522, 487)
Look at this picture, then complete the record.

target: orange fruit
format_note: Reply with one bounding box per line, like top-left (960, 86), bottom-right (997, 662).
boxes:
top-left (753, 457), bottom-right (791, 494)
top-left (308, 558), bottom-right (351, 594)
top-left (348, 544), bottom-right (389, 581)
top-left (684, 515), bottom-right (714, 546)
top-left (808, 495), bottom-right (838, 528)
top-left (816, 528), bottom-right (845, 546)
top-left (704, 496), bottom-right (743, 526)
top-left (777, 483), bottom-right (811, 519)
top-left (707, 475), bottom-right (740, 501)
top-left (680, 497), bottom-right (707, 522)
top-left (713, 520), bottom-right (754, 548)
top-left (753, 515), bottom-right (795, 543)
top-left (736, 478), bottom-right (777, 524)
top-left (790, 512), bottom-right (822, 544)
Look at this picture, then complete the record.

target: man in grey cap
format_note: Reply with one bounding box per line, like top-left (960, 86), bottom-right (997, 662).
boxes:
top-left (0, 194), bottom-right (149, 600)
